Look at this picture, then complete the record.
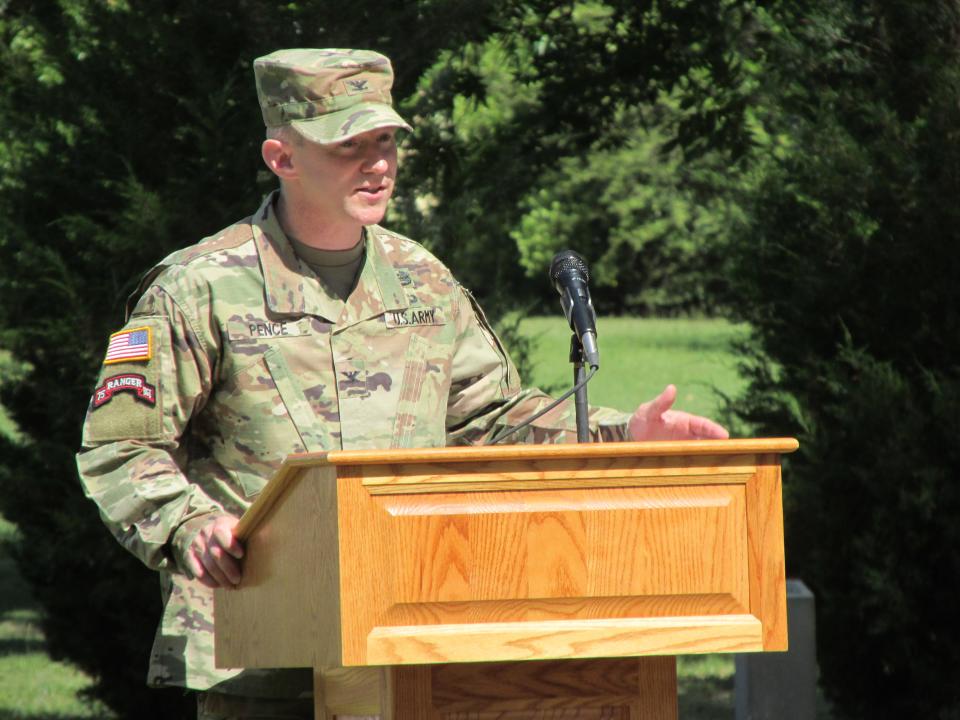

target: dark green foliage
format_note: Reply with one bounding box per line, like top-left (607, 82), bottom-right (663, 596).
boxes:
top-left (394, 0), bottom-right (766, 316)
top-left (0, 2), bottom-right (499, 716)
top-left (726, 2), bottom-right (960, 717)
top-left (1, 5), bottom-right (260, 716)
top-left (2, 0), bottom-right (958, 718)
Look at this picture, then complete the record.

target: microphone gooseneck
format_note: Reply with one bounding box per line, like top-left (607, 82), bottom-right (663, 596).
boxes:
top-left (486, 250), bottom-right (601, 445)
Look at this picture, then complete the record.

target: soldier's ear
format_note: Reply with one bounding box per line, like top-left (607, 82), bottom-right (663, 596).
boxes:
top-left (261, 138), bottom-right (296, 180)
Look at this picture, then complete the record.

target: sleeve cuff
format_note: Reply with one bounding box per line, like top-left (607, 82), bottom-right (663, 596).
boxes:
top-left (169, 512), bottom-right (230, 576)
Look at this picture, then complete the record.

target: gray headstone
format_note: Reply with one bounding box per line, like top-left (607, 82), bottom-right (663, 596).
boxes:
top-left (735, 579), bottom-right (817, 720)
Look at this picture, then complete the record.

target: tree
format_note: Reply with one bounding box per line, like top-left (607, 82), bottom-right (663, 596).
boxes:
top-left (725, 2), bottom-right (960, 717)
top-left (396, 0), bottom-right (768, 315)
top-left (0, 1), bottom-right (499, 715)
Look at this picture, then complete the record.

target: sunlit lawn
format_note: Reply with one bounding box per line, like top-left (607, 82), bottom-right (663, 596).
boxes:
top-left (0, 518), bottom-right (113, 719)
top-left (518, 316), bottom-right (749, 418)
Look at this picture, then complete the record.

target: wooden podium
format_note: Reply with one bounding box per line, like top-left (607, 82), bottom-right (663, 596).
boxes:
top-left (214, 438), bottom-right (797, 719)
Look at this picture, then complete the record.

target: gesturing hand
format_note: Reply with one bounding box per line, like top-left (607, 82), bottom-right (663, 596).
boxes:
top-left (628, 384), bottom-right (729, 442)
top-left (184, 515), bottom-right (244, 589)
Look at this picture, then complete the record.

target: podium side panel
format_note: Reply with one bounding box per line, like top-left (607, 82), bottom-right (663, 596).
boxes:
top-left (747, 458), bottom-right (788, 650)
top-left (215, 465), bottom-right (342, 668)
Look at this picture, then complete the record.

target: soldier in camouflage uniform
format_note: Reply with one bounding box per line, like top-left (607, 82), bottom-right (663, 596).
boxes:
top-left (76, 49), bottom-right (727, 719)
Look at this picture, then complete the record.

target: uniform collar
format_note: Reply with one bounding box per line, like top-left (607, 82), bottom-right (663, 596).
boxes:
top-left (252, 191), bottom-right (410, 324)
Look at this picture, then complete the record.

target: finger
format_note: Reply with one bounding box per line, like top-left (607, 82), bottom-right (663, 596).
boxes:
top-left (213, 550), bottom-right (243, 586)
top-left (201, 548), bottom-right (236, 588)
top-left (212, 522), bottom-right (244, 560)
top-left (185, 549), bottom-right (220, 589)
top-left (207, 541), bottom-right (242, 585)
top-left (194, 572), bottom-right (220, 590)
top-left (184, 548), bottom-right (207, 581)
top-left (647, 384), bottom-right (677, 417)
top-left (688, 414), bottom-right (730, 439)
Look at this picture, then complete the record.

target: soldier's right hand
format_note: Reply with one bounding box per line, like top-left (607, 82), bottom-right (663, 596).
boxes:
top-left (184, 515), bottom-right (245, 588)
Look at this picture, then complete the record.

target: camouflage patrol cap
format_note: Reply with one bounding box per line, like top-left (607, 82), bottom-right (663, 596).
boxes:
top-left (253, 48), bottom-right (412, 144)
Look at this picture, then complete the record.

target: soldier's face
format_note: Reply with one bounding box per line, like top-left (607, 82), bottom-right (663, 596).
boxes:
top-left (293, 127), bottom-right (398, 227)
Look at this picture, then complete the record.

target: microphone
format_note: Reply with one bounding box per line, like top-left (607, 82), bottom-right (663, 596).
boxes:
top-left (549, 250), bottom-right (599, 368)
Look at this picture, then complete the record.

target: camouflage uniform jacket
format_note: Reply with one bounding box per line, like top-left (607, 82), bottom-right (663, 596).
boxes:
top-left (76, 192), bottom-right (630, 692)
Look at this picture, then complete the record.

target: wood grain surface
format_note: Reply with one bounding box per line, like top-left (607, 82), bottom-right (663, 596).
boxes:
top-left (747, 458), bottom-right (788, 650)
top-left (384, 657), bottom-right (679, 720)
top-left (337, 466), bottom-right (757, 664)
top-left (324, 438), bottom-right (797, 466)
top-left (366, 614), bottom-right (762, 664)
top-left (214, 439), bottom-right (793, 720)
top-left (215, 464), bottom-right (342, 669)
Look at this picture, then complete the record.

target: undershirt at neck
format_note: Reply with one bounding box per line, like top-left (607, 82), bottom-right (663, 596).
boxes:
top-left (288, 234), bottom-right (366, 302)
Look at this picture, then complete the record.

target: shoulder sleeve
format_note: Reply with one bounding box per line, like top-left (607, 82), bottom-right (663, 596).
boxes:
top-left (445, 285), bottom-right (630, 445)
top-left (76, 271), bottom-right (224, 572)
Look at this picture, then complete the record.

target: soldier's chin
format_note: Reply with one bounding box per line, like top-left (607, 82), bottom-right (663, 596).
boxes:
top-left (354, 202), bottom-right (390, 226)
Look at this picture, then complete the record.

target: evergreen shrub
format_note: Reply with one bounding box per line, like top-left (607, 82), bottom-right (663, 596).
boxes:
top-left (0, 3), bottom-right (495, 717)
top-left (726, 4), bottom-right (960, 717)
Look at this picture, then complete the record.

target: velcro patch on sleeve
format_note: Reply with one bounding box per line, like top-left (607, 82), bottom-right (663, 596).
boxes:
top-left (104, 326), bottom-right (152, 364)
top-left (83, 320), bottom-right (165, 443)
top-left (93, 373), bottom-right (157, 408)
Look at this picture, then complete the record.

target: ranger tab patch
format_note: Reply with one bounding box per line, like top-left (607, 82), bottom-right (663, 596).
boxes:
top-left (385, 307), bottom-right (445, 328)
top-left (93, 373), bottom-right (157, 408)
top-left (104, 326), bottom-right (152, 364)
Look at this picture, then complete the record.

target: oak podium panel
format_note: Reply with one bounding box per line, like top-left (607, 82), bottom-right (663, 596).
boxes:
top-left (214, 439), bottom-right (796, 718)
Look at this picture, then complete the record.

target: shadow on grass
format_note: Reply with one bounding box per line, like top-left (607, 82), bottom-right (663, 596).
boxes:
top-left (0, 528), bottom-right (114, 720)
top-left (0, 536), bottom-right (47, 655)
top-left (0, 634), bottom-right (46, 655)
top-left (0, 713), bottom-right (101, 720)
top-left (679, 673), bottom-right (734, 720)
top-left (0, 536), bottom-right (34, 616)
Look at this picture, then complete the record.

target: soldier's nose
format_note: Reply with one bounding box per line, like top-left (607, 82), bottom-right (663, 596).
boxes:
top-left (367, 157), bottom-right (389, 174)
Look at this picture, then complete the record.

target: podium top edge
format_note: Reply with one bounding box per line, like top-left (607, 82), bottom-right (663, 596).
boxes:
top-left (285, 438), bottom-right (799, 468)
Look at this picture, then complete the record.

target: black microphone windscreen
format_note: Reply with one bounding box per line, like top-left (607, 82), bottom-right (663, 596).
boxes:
top-left (549, 250), bottom-right (590, 283)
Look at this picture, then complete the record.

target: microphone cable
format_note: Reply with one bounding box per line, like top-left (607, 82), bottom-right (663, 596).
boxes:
top-left (485, 365), bottom-right (598, 445)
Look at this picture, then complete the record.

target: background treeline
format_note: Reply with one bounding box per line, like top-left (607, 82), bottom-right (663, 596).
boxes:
top-left (1, 1), bottom-right (958, 718)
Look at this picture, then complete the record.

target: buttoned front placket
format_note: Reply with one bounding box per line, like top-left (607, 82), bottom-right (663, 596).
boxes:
top-left (252, 200), bottom-right (350, 453)
top-left (254, 200), bottom-right (417, 451)
top-left (329, 227), bottom-right (416, 449)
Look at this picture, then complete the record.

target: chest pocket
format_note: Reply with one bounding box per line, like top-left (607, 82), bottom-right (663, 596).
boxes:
top-left (262, 346), bottom-right (328, 453)
top-left (200, 325), bottom-right (336, 497)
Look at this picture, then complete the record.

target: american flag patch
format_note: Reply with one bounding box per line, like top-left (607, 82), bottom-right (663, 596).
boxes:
top-left (104, 327), bottom-right (152, 364)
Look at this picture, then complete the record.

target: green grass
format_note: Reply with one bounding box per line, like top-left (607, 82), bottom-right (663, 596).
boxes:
top-left (0, 517), bottom-right (113, 720)
top-left (0, 358), bottom-right (100, 716)
top-left (518, 316), bottom-right (749, 418)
